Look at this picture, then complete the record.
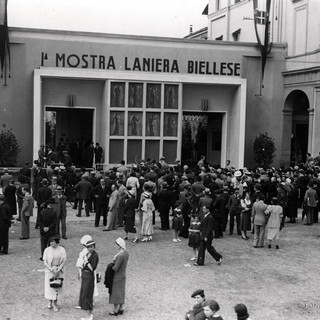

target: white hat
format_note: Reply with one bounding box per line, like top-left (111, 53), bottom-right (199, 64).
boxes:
top-left (115, 237), bottom-right (126, 250)
top-left (80, 235), bottom-right (92, 245)
top-left (234, 170), bottom-right (242, 177)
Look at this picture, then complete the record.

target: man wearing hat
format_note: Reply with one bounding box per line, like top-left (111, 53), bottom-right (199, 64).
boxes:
top-left (39, 198), bottom-right (58, 260)
top-left (0, 194), bottom-right (12, 254)
top-left (53, 186), bottom-right (68, 239)
top-left (74, 176), bottom-right (93, 217)
top-left (185, 289), bottom-right (206, 320)
top-left (94, 178), bottom-right (110, 227)
top-left (0, 168), bottom-right (12, 192)
top-left (88, 171), bottom-right (99, 213)
top-left (35, 178), bottom-right (53, 229)
top-left (157, 182), bottom-right (171, 230)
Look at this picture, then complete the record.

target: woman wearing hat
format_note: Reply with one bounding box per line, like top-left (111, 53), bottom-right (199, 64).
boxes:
top-left (140, 192), bottom-right (155, 242)
top-left (79, 239), bottom-right (99, 320)
top-left (43, 235), bottom-right (66, 312)
top-left (109, 237), bottom-right (129, 315)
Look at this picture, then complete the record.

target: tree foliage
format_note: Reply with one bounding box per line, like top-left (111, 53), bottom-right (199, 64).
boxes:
top-left (0, 124), bottom-right (20, 166)
top-left (253, 132), bottom-right (276, 168)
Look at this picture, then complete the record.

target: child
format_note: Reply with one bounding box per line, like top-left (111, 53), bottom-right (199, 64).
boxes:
top-left (203, 299), bottom-right (223, 320)
top-left (265, 197), bottom-right (283, 249)
top-left (188, 215), bottom-right (200, 260)
top-left (172, 208), bottom-right (183, 242)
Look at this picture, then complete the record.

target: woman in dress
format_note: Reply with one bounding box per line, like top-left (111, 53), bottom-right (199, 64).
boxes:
top-left (109, 237), bottom-right (129, 315)
top-left (240, 192), bottom-right (252, 240)
top-left (123, 188), bottom-right (137, 240)
top-left (79, 239), bottom-right (99, 320)
top-left (140, 192), bottom-right (155, 242)
top-left (126, 171), bottom-right (140, 199)
top-left (43, 234), bottom-right (66, 312)
top-left (188, 214), bottom-right (201, 261)
top-left (265, 197), bottom-right (283, 249)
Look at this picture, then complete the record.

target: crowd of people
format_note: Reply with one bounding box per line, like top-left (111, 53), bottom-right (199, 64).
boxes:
top-left (1, 153), bottom-right (320, 319)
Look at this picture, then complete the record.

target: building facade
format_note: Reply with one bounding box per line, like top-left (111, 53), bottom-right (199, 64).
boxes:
top-left (0, 27), bottom-right (285, 168)
top-left (206, 0), bottom-right (320, 164)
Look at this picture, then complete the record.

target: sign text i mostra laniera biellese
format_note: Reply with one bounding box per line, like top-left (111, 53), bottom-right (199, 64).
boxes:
top-left (41, 53), bottom-right (241, 76)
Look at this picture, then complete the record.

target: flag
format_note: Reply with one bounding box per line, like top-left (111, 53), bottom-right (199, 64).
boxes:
top-left (253, 0), bottom-right (272, 95)
top-left (0, 0), bottom-right (10, 84)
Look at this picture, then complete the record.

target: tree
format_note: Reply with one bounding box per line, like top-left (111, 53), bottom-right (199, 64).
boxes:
top-left (0, 124), bottom-right (20, 166)
top-left (253, 132), bottom-right (276, 168)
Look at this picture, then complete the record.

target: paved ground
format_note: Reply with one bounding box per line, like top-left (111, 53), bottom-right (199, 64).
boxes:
top-left (1, 205), bottom-right (320, 320)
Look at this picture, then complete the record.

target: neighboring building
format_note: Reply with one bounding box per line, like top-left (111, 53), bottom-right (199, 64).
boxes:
top-left (0, 27), bottom-right (286, 168)
top-left (206, 0), bottom-right (320, 165)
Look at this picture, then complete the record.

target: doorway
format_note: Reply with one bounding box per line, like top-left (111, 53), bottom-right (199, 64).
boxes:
top-left (182, 112), bottom-right (222, 166)
top-left (45, 107), bottom-right (94, 166)
top-left (285, 90), bottom-right (309, 164)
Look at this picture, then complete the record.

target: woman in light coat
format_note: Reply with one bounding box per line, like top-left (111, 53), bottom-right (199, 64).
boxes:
top-left (109, 237), bottom-right (129, 315)
top-left (43, 235), bottom-right (66, 311)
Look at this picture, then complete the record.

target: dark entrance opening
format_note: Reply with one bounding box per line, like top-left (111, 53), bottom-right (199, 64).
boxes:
top-left (286, 90), bottom-right (309, 164)
top-left (45, 107), bottom-right (94, 167)
top-left (182, 112), bottom-right (222, 167)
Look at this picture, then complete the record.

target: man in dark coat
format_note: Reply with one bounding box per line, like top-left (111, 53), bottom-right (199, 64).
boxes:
top-left (185, 289), bottom-right (206, 320)
top-left (4, 179), bottom-right (17, 219)
top-left (194, 206), bottom-right (222, 266)
top-left (88, 171), bottom-right (99, 212)
top-left (74, 176), bottom-right (93, 217)
top-left (53, 186), bottom-right (68, 239)
top-left (157, 182), bottom-right (172, 230)
top-left (0, 195), bottom-right (12, 254)
top-left (211, 190), bottom-right (228, 238)
top-left (39, 199), bottom-right (57, 260)
top-left (94, 179), bottom-right (110, 227)
top-left (35, 178), bottom-right (52, 228)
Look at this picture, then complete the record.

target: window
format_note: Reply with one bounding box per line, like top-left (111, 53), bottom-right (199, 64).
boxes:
top-left (255, 10), bottom-right (267, 25)
top-left (232, 28), bottom-right (241, 41)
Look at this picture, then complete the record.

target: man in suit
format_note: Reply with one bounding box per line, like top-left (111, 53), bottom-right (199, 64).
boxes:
top-left (194, 206), bottom-right (222, 266)
top-left (157, 182), bottom-right (172, 230)
top-left (4, 179), bottom-right (17, 219)
top-left (35, 178), bottom-right (52, 228)
top-left (20, 186), bottom-right (34, 240)
top-left (0, 194), bottom-right (12, 254)
top-left (39, 198), bottom-right (57, 260)
top-left (94, 179), bottom-right (110, 227)
top-left (252, 193), bottom-right (268, 248)
top-left (53, 186), bottom-right (67, 239)
top-left (0, 168), bottom-right (13, 191)
top-left (74, 176), bottom-right (92, 217)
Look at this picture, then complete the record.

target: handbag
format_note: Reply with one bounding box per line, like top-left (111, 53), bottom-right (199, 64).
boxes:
top-left (96, 273), bottom-right (101, 283)
top-left (50, 277), bottom-right (64, 288)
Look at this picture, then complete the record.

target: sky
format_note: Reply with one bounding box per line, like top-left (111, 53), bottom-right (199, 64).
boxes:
top-left (8, 0), bottom-right (208, 38)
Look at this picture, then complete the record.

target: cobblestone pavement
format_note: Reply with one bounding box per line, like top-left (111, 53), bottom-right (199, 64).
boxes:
top-left (1, 206), bottom-right (320, 320)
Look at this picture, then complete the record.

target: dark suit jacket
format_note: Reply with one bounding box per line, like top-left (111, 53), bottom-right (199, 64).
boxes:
top-left (94, 185), bottom-right (109, 206)
top-left (37, 186), bottom-right (53, 206)
top-left (199, 213), bottom-right (214, 240)
top-left (74, 180), bottom-right (93, 200)
top-left (53, 195), bottom-right (67, 218)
